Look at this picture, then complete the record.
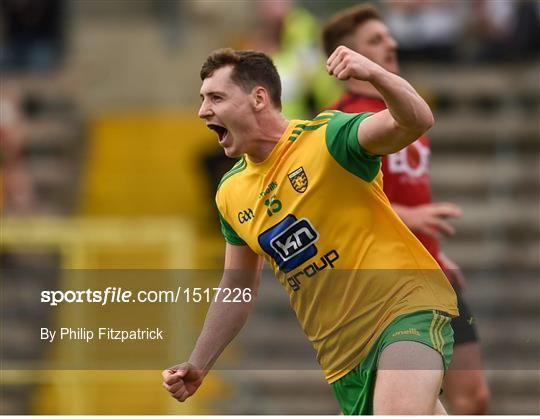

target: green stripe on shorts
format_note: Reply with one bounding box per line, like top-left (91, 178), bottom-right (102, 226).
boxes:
top-left (331, 310), bottom-right (454, 415)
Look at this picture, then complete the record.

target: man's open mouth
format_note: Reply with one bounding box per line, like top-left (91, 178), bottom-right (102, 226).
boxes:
top-left (207, 124), bottom-right (228, 142)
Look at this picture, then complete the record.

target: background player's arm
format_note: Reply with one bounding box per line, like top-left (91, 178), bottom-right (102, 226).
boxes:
top-left (392, 202), bottom-right (462, 238)
top-left (163, 244), bottom-right (263, 402)
top-left (327, 46), bottom-right (434, 155)
top-left (392, 203), bottom-right (467, 288)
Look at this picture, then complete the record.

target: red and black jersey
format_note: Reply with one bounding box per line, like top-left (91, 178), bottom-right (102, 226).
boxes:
top-left (331, 91), bottom-right (445, 270)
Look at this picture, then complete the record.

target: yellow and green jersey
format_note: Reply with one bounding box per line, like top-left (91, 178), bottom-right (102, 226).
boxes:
top-left (215, 110), bottom-right (458, 383)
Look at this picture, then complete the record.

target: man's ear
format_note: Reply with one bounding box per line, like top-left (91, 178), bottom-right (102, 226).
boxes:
top-left (251, 86), bottom-right (269, 111)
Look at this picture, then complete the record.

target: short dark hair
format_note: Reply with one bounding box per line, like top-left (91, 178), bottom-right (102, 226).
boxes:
top-left (322, 3), bottom-right (381, 57)
top-left (200, 48), bottom-right (282, 110)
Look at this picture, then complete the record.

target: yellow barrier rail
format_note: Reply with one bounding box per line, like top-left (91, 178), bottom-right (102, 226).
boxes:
top-left (0, 217), bottom-right (221, 414)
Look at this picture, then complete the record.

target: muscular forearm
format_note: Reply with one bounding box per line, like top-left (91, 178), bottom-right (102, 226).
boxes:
top-left (188, 274), bottom-right (257, 374)
top-left (162, 246), bottom-right (262, 404)
top-left (188, 299), bottom-right (252, 373)
top-left (328, 46), bottom-right (434, 154)
top-left (368, 66), bottom-right (434, 135)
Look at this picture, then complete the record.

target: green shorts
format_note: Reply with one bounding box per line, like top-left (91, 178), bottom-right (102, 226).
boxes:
top-left (331, 310), bottom-right (454, 415)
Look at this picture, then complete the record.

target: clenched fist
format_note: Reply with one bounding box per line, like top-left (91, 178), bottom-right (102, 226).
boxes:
top-left (327, 45), bottom-right (381, 81)
top-left (162, 362), bottom-right (205, 402)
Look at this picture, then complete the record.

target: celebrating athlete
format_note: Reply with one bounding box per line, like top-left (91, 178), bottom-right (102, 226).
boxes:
top-left (162, 46), bottom-right (458, 415)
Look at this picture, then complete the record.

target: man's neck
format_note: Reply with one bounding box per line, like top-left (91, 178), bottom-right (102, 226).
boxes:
top-left (247, 112), bottom-right (289, 163)
top-left (347, 79), bottom-right (383, 100)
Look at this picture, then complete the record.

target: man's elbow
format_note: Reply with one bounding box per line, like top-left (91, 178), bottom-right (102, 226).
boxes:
top-left (406, 111), bottom-right (434, 139)
top-left (422, 110), bottom-right (435, 132)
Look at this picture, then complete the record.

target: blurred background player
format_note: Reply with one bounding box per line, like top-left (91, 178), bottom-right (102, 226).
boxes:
top-left (322, 4), bottom-right (490, 414)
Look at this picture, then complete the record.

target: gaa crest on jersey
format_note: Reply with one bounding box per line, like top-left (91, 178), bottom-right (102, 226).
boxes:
top-left (288, 167), bottom-right (308, 193)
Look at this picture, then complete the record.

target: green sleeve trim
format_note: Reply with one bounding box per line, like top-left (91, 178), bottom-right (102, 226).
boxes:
top-left (218, 211), bottom-right (246, 246)
top-left (325, 111), bottom-right (381, 182)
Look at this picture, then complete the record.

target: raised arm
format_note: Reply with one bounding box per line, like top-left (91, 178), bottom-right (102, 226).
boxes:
top-left (162, 243), bottom-right (263, 402)
top-left (327, 46), bottom-right (434, 155)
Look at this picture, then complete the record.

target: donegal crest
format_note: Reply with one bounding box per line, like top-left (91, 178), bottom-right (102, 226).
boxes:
top-left (288, 167), bottom-right (308, 193)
